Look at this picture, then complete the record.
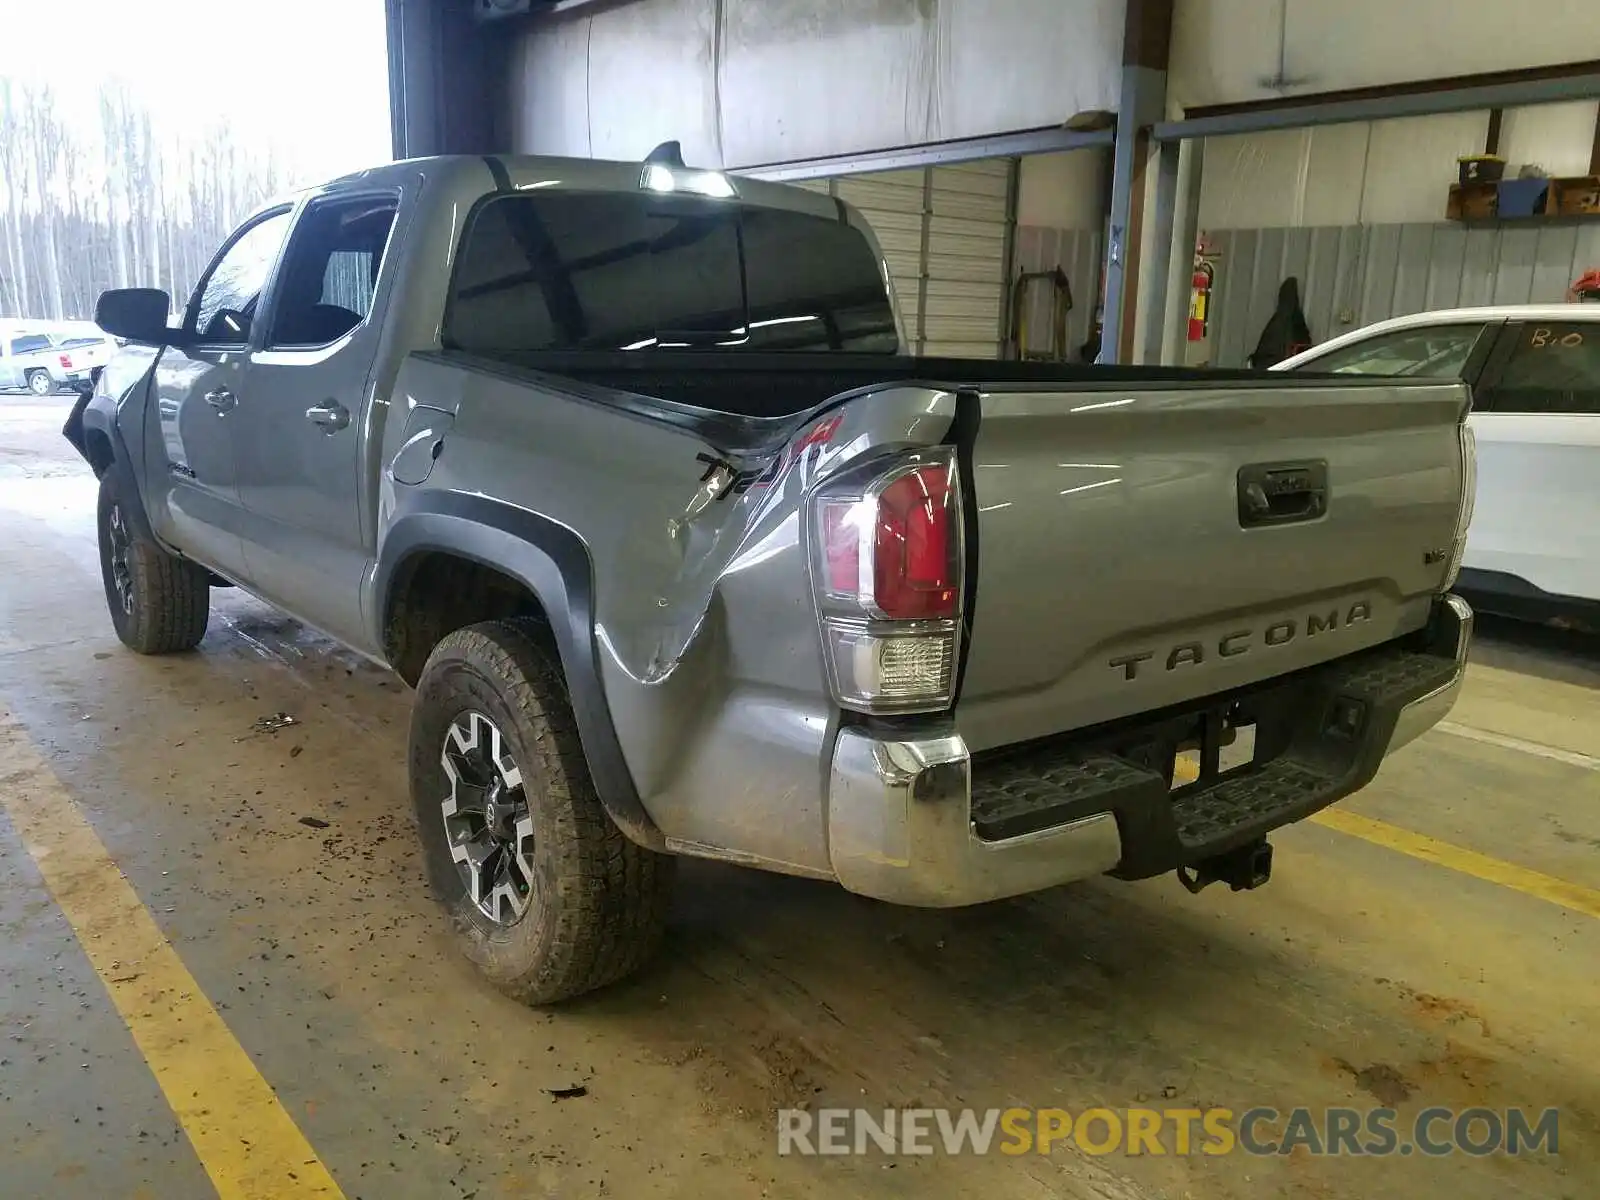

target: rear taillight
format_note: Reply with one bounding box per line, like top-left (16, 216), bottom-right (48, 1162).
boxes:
top-left (58, 353), bottom-right (72, 370)
top-left (811, 450), bottom-right (963, 714)
top-left (1442, 421), bottom-right (1477, 590)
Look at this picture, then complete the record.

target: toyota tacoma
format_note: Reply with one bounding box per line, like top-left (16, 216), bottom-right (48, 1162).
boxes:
top-left (66, 149), bottom-right (1476, 1003)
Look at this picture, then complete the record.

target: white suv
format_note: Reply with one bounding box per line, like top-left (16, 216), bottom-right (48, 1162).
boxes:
top-left (1275, 305), bottom-right (1600, 622)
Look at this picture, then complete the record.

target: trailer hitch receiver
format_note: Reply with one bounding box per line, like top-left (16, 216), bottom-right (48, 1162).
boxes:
top-left (1177, 838), bottom-right (1273, 894)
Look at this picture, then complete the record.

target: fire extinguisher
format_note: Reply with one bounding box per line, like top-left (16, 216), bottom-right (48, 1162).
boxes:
top-left (1188, 261), bottom-right (1215, 342)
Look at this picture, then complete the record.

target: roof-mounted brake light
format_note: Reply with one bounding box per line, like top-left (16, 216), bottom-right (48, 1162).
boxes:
top-left (640, 163), bottom-right (737, 198)
top-left (640, 140), bottom-right (737, 199)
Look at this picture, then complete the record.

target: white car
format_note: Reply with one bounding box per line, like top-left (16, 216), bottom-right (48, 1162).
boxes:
top-left (1274, 305), bottom-right (1600, 621)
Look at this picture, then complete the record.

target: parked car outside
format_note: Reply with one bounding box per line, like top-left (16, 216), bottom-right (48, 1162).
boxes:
top-left (0, 320), bottom-right (100, 395)
top-left (53, 328), bottom-right (117, 387)
top-left (1274, 304), bottom-right (1600, 622)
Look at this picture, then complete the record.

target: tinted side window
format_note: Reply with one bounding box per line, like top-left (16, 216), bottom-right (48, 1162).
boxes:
top-left (1482, 323), bottom-right (1600, 414)
top-left (191, 211), bottom-right (293, 344)
top-left (266, 197), bottom-right (399, 347)
top-left (9, 334), bottom-right (51, 355)
top-left (1298, 324), bottom-right (1485, 377)
top-left (446, 192), bottom-right (897, 355)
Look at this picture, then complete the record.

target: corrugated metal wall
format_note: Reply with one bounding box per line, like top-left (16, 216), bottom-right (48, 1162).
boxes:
top-left (1205, 221), bottom-right (1600, 368)
top-left (1011, 225), bottom-right (1104, 361)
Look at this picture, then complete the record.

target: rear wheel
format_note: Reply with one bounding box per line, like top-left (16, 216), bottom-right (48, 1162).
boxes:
top-left (26, 369), bottom-right (53, 396)
top-left (409, 619), bottom-right (674, 1005)
top-left (96, 473), bottom-right (211, 653)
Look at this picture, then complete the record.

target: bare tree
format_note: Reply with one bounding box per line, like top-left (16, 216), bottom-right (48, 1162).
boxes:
top-left (99, 85), bottom-right (131, 289)
top-left (0, 79), bottom-right (32, 316)
top-left (24, 85), bottom-right (68, 319)
top-left (0, 77), bottom-right (304, 321)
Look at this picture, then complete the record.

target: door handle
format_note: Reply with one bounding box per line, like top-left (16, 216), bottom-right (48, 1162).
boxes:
top-left (1237, 460), bottom-right (1328, 528)
top-left (306, 400), bottom-right (350, 432)
top-left (204, 388), bottom-right (236, 413)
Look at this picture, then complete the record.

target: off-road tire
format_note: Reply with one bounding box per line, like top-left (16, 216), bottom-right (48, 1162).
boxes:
top-left (96, 473), bottom-right (211, 653)
top-left (409, 619), bottom-right (675, 1005)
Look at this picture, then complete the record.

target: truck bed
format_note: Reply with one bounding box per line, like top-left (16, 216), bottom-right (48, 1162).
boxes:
top-left (393, 333), bottom-right (1471, 892)
top-left (422, 350), bottom-right (1470, 742)
top-left (437, 347), bottom-right (1389, 433)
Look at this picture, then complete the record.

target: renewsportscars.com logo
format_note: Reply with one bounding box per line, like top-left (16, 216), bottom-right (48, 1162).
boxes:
top-left (777, 1106), bottom-right (1561, 1158)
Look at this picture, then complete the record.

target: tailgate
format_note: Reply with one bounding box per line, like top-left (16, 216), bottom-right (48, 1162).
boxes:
top-left (955, 379), bottom-right (1469, 753)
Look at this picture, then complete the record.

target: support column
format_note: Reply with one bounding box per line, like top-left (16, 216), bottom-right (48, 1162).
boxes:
top-left (386, 0), bottom-right (508, 160)
top-left (1139, 138), bottom-right (1180, 364)
top-left (386, 0), bottom-right (433, 160)
top-left (1099, 0), bottom-right (1172, 364)
top-left (1160, 138), bottom-right (1204, 366)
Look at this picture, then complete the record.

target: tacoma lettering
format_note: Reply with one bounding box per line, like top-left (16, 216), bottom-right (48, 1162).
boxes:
top-left (1109, 601), bottom-right (1375, 680)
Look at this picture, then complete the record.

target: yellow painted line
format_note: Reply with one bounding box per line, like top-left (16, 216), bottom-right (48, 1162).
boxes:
top-left (1172, 754), bottom-right (1600, 919)
top-left (0, 715), bottom-right (345, 1200)
top-left (1309, 807), bottom-right (1600, 921)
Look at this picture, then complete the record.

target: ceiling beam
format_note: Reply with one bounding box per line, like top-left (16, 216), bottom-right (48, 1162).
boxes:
top-left (737, 126), bottom-right (1113, 182)
top-left (1157, 61), bottom-right (1600, 141)
top-left (475, 0), bottom-right (644, 26)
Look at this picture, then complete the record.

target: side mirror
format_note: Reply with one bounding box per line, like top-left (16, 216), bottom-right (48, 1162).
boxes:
top-left (95, 288), bottom-right (174, 345)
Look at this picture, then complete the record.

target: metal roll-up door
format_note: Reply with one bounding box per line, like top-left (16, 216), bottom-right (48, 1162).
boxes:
top-left (922, 161), bottom-right (1012, 358)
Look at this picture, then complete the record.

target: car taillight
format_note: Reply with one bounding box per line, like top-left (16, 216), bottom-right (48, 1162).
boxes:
top-left (59, 353), bottom-right (73, 370)
top-left (1442, 420), bottom-right (1477, 590)
top-left (811, 450), bottom-right (963, 714)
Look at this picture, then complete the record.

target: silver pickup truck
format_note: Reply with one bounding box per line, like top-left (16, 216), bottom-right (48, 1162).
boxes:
top-left (67, 150), bottom-right (1476, 1004)
top-left (3, 325), bottom-right (97, 395)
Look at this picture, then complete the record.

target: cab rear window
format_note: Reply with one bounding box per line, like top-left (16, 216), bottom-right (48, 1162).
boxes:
top-left (444, 192), bottom-right (899, 356)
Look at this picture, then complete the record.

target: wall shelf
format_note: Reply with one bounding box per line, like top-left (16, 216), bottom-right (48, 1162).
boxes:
top-left (1447, 176), bottom-right (1600, 223)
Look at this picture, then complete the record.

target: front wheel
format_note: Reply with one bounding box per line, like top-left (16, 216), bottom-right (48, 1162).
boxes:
top-left (26, 369), bottom-right (53, 396)
top-left (96, 473), bottom-right (211, 653)
top-left (409, 619), bottom-right (675, 1005)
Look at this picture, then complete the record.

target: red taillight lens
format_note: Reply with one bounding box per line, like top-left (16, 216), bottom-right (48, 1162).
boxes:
top-left (820, 499), bottom-right (863, 596)
top-left (873, 465), bottom-right (957, 619)
top-left (811, 451), bottom-right (964, 715)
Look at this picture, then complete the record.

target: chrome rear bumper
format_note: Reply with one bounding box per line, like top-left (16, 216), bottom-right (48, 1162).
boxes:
top-left (1387, 594), bottom-right (1472, 753)
top-left (825, 595), bottom-right (1472, 907)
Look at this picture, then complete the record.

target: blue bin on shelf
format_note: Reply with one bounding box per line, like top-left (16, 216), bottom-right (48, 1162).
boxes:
top-left (1496, 178), bottom-right (1549, 218)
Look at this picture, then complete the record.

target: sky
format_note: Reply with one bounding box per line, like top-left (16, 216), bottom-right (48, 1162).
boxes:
top-left (0, 0), bottom-right (392, 185)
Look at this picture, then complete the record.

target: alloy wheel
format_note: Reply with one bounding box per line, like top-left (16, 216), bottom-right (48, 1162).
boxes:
top-left (440, 710), bottom-right (535, 925)
top-left (107, 503), bottom-right (135, 615)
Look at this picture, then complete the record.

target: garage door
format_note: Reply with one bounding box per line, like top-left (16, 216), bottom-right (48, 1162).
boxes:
top-left (923, 162), bottom-right (1012, 358)
top-left (791, 160), bottom-right (1015, 357)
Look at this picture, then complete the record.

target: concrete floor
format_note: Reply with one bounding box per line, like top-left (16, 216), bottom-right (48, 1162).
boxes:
top-left (1, 392), bottom-right (1597, 1200)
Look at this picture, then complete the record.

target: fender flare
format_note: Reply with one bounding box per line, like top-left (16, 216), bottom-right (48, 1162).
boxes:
top-left (375, 491), bottom-right (665, 851)
top-left (75, 393), bottom-right (161, 548)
